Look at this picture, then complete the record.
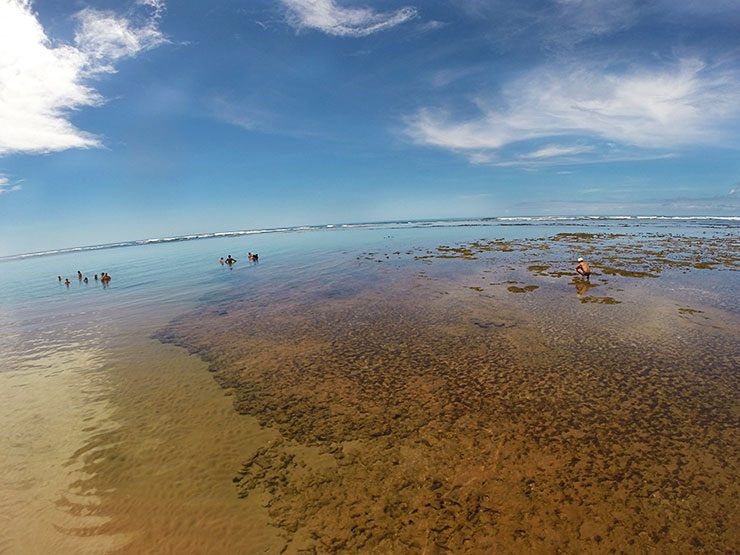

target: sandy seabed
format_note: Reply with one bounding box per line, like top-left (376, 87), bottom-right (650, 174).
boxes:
top-left (156, 233), bottom-right (740, 553)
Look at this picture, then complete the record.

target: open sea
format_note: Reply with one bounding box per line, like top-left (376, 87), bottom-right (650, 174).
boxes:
top-left (1, 216), bottom-right (738, 553)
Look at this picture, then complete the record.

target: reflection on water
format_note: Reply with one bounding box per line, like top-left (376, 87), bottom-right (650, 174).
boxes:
top-left (0, 344), bottom-right (128, 553)
top-left (0, 318), bottom-right (284, 553)
top-left (573, 277), bottom-right (596, 297)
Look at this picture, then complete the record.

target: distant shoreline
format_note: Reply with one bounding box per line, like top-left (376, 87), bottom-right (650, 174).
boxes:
top-left (3, 215), bottom-right (739, 261)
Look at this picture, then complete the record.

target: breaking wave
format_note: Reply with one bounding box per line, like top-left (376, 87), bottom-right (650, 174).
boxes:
top-left (3, 216), bottom-right (738, 261)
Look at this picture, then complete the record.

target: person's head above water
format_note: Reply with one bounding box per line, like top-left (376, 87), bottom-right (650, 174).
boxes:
top-left (577, 257), bottom-right (584, 262)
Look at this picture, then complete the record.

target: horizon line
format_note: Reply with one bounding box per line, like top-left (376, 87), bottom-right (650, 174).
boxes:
top-left (3, 214), bottom-right (739, 261)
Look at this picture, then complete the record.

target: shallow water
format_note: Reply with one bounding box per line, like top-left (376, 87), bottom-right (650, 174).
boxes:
top-left (1, 220), bottom-right (738, 553)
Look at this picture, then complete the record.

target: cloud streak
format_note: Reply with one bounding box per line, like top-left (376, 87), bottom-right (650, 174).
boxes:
top-left (520, 144), bottom-right (593, 159)
top-left (0, 0), bottom-right (166, 156)
top-left (281, 0), bottom-right (417, 37)
top-left (406, 58), bottom-right (740, 164)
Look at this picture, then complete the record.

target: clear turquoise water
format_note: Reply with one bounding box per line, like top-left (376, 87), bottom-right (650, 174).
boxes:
top-left (1, 218), bottom-right (737, 369)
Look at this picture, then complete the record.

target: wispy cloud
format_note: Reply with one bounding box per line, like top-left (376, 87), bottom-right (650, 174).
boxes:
top-left (406, 58), bottom-right (740, 164)
top-left (281, 0), bottom-right (417, 37)
top-left (212, 95), bottom-right (321, 138)
top-left (454, 0), bottom-right (640, 49)
top-left (416, 20), bottom-right (447, 33)
top-left (137, 0), bottom-right (166, 19)
top-left (212, 96), bottom-right (260, 131)
top-left (514, 188), bottom-right (740, 215)
top-left (492, 152), bottom-right (676, 168)
top-left (0, 0), bottom-right (166, 156)
top-left (0, 175), bottom-right (22, 194)
top-left (430, 65), bottom-right (482, 88)
top-left (459, 192), bottom-right (492, 200)
top-left (520, 144), bottom-right (593, 159)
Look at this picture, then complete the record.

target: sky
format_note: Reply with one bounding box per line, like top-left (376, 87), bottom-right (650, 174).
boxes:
top-left (1, 0), bottom-right (739, 256)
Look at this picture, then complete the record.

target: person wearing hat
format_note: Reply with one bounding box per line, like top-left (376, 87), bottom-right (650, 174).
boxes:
top-left (575, 257), bottom-right (591, 280)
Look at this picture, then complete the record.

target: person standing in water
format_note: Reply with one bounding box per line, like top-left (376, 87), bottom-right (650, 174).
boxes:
top-left (576, 257), bottom-right (591, 280)
top-left (225, 255), bottom-right (236, 265)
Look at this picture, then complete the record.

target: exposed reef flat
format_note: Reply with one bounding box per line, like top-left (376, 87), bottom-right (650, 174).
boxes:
top-left (156, 232), bottom-right (739, 553)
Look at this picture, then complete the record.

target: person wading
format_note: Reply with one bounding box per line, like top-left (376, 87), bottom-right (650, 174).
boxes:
top-left (576, 257), bottom-right (591, 280)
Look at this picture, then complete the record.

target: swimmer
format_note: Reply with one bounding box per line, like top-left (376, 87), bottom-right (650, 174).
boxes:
top-left (83, 277), bottom-right (89, 284)
top-left (77, 270), bottom-right (83, 280)
top-left (94, 274), bottom-right (99, 281)
top-left (64, 278), bottom-right (70, 286)
top-left (219, 257), bottom-right (225, 265)
top-left (576, 257), bottom-right (591, 280)
top-left (58, 275), bottom-right (62, 282)
top-left (225, 255), bottom-right (236, 265)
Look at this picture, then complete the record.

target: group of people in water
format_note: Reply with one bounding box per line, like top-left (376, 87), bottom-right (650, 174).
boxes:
top-left (219, 252), bottom-right (259, 266)
top-left (55, 254), bottom-right (586, 295)
top-left (58, 270), bottom-right (111, 287)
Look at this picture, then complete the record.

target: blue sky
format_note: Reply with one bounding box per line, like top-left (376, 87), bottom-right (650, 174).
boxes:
top-left (1, 0), bottom-right (739, 255)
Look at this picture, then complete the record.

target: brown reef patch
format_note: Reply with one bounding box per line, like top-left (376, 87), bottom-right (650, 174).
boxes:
top-left (507, 285), bottom-right (539, 293)
top-left (579, 296), bottom-right (621, 305)
top-left (598, 266), bottom-right (659, 278)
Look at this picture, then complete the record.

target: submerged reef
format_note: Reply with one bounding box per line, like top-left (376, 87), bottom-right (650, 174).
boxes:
top-left (155, 232), bottom-right (739, 553)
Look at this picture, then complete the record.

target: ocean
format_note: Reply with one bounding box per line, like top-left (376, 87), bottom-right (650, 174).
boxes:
top-left (0, 217), bottom-right (738, 553)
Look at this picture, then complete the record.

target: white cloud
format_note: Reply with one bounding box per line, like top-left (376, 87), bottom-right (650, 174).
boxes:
top-left (0, 175), bottom-right (22, 194)
top-left (281, 0), bottom-right (417, 37)
top-left (406, 58), bottom-right (740, 164)
top-left (75, 8), bottom-right (165, 71)
top-left (0, 0), bottom-right (166, 156)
